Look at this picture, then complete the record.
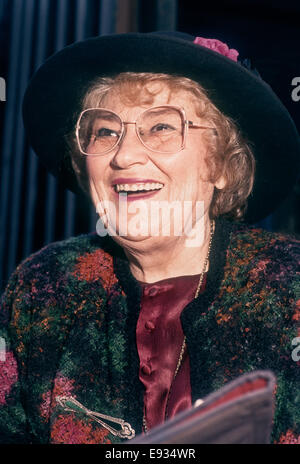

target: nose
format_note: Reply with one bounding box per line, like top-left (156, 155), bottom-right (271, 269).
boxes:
top-left (110, 124), bottom-right (149, 169)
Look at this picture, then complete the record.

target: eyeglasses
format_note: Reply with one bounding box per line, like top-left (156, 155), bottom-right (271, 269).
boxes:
top-left (75, 105), bottom-right (216, 156)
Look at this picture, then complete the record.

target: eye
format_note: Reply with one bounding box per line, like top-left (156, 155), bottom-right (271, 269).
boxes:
top-left (150, 123), bottom-right (175, 133)
top-left (94, 127), bottom-right (119, 138)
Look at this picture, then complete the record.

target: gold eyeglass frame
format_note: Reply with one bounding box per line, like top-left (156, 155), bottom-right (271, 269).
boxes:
top-left (75, 104), bottom-right (216, 156)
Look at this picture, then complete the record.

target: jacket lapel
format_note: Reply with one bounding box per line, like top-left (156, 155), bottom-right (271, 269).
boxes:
top-left (46, 241), bottom-right (144, 443)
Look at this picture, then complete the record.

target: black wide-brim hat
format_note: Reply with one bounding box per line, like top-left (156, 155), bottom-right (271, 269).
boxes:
top-left (22, 31), bottom-right (300, 223)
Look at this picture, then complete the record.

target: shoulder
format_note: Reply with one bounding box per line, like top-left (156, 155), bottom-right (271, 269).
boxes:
top-left (11, 233), bottom-right (117, 284)
top-left (1, 233), bottom-right (121, 313)
top-left (227, 221), bottom-right (300, 277)
top-left (1, 234), bottom-right (122, 358)
top-left (217, 220), bottom-right (299, 315)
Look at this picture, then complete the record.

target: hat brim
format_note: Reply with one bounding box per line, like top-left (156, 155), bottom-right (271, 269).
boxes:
top-left (22, 32), bottom-right (300, 223)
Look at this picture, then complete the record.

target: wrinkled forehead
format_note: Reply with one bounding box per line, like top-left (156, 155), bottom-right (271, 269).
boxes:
top-left (99, 80), bottom-right (200, 120)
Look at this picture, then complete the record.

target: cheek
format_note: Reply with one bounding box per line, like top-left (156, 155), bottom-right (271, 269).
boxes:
top-left (86, 159), bottom-right (110, 205)
top-left (183, 154), bottom-right (212, 191)
top-left (89, 184), bottom-right (99, 209)
top-left (186, 160), bottom-right (216, 204)
top-left (184, 138), bottom-right (211, 173)
top-left (86, 158), bottom-right (104, 179)
top-left (165, 154), bottom-right (213, 201)
top-left (86, 159), bottom-right (110, 193)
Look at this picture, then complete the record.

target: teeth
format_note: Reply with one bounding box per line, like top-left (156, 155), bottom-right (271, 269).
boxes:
top-left (115, 182), bottom-right (164, 193)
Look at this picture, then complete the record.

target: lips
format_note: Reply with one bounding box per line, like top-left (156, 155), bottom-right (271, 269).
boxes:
top-left (111, 179), bottom-right (164, 202)
top-left (112, 178), bottom-right (164, 186)
top-left (112, 178), bottom-right (164, 196)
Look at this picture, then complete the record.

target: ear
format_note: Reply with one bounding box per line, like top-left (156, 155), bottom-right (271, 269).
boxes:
top-left (214, 175), bottom-right (226, 190)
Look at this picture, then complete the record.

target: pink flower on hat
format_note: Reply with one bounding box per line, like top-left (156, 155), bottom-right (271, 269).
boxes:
top-left (193, 37), bottom-right (239, 62)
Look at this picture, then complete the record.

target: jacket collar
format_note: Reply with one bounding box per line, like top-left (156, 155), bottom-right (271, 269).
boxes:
top-left (113, 217), bottom-right (234, 304)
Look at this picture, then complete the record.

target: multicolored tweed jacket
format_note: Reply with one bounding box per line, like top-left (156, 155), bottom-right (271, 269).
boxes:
top-left (0, 219), bottom-right (299, 444)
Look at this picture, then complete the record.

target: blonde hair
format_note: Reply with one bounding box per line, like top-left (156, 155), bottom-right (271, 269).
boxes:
top-left (69, 72), bottom-right (255, 220)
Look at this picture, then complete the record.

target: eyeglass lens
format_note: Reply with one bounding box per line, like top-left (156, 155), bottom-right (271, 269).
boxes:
top-left (77, 107), bottom-right (185, 155)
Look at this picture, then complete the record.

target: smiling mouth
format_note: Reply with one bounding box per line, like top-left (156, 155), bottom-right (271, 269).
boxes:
top-left (114, 182), bottom-right (164, 194)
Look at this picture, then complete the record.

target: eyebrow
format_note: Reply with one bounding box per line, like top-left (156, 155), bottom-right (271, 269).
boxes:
top-left (144, 108), bottom-right (178, 117)
top-left (93, 113), bottom-right (118, 122)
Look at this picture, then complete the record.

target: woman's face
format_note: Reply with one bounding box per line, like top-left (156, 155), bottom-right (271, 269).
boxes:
top-left (86, 82), bottom-right (224, 247)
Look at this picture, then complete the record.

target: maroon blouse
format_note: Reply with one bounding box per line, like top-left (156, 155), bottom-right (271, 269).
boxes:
top-left (136, 273), bottom-right (207, 431)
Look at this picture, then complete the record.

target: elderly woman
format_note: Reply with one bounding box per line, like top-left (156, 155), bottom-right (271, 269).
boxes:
top-left (0, 32), bottom-right (299, 444)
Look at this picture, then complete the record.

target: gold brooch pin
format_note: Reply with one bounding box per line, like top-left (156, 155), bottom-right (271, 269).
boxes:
top-left (56, 396), bottom-right (135, 439)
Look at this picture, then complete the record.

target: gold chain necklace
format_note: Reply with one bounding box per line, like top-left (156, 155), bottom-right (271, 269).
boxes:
top-left (143, 219), bottom-right (215, 433)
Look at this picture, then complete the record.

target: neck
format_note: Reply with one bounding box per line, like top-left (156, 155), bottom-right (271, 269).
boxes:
top-left (121, 217), bottom-right (213, 283)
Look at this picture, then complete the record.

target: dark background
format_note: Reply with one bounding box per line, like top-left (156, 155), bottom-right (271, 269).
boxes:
top-left (0, 0), bottom-right (299, 292)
